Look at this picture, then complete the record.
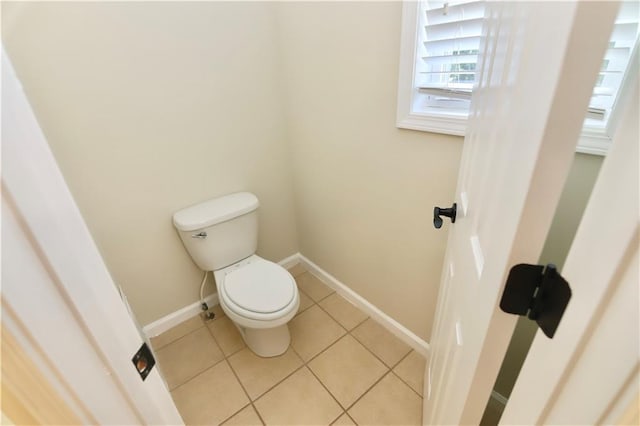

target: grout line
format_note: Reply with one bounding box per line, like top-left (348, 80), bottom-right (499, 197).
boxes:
top-left (315, 291), bottom-right (335, 303)
top-left (348, 326), bottom-right (398, 370)
top-left (223, 335), bottom-right (309, 409)
top-left (293, 272), bottom-right (420, 412)
top-left (219, 402), bottom-right (266, 426)
top-left (299, 256), bottom-right (430, 356)
top-left (223, 357), bottom-right (266, 426)
top-left (386, 336), bottom-right (426, 398)
top-left (314, 298), bottom-right (353, 334)
top-left (390, 369), bottom-right (424, 399)
top-left (343, 369), bottom-right (395, 413)
top-left (203, 316), bottom-right (228, 353)
top-left (314, 294), bottom-right (371, 334)
top-left (152, 308), bottom-right (227, 351)
top-left (218, 400), bottom-right (251, 424)
top-left (305, 296), bottom-right (423, 412)
top-left (242, 356), bottom-right (307, 403)
top-left (288, 335), bottom-right (306, 361)
top-left (294, 291), bottom-right (315, 317)
top-left (254, 362), bottom-right (308, 402)
top-left (204, 314), bottom-right (248, 358)
top-left (168, 356), bottom-right (227, 393)
top-left (305, 350), bottom-right (351, 410)
top-left (390, 345), bottom-right (414, 369)
top-left (251, 404), bottom-right (266, 426)
top-left (302, 330), bottom-right (346, 365)
top-left (301, 365), bottom-right (344, 423)
top-left (295, 271), bottom-right (336, 304)
top-left (292, 308), bottom-right (347, 365)
top-left (163, 264), bottom-right (423, 424)
top-left (289, 299), bottom-right (396, 415)
top-left (151, 321), bottom-right (207, 352)
top-left (344, 411), bottom-right (358, 425)
top-left (329, 411), bottom-right (348, 426)
top-left (160, 330), bottom-right (226, 391)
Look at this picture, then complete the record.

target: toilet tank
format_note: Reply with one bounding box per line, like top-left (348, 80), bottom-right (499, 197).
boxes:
top-left (173, 192), bottom-right (259, 271)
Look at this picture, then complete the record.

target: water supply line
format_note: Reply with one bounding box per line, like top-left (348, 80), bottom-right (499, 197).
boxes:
top-left (199, 271), bottom-right (215, 320)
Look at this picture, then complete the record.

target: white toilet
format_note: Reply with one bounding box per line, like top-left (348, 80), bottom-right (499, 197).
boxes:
top-left (173, 192), bottom-right (299, 357)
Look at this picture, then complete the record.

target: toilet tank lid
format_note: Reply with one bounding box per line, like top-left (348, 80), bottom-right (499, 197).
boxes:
top-left (173, 192), bottom-right (259, 231)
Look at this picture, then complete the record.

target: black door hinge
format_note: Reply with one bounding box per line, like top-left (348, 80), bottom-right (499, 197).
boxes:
top-left (500, 263), bottom-right (572, 338)
top-left (132, 342), bottom-right (155, 381)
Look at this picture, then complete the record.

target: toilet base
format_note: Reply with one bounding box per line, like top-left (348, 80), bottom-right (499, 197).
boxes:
top-left (237, 323), bottom-right (291, 358)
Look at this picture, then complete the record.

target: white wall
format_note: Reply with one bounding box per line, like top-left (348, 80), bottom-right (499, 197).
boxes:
top-left (2, 2), bottom-right (299, 325)
top-left (276, 1), bottom-right (463, 341)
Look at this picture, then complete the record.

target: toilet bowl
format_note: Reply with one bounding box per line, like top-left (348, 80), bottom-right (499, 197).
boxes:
top-left (214, 255), bottom-right (299, 356)
top-left (173, 192), bottom-right (300, 358)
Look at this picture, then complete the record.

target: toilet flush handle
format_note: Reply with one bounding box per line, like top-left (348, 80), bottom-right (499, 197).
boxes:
top-left (191, 231), bottom-right (207, 239)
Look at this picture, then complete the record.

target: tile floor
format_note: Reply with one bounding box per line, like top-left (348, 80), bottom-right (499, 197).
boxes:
top-left (151, 264), bottom-right (426, 425)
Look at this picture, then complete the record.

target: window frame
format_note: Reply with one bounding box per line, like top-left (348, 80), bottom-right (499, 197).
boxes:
top-left (397, 1), bottom-right (638, 156)
top-left (397, 1), bottom-right (468, 136)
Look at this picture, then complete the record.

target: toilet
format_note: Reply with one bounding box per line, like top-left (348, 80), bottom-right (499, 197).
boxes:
top-left (173, 192), bottom-right (299, 357)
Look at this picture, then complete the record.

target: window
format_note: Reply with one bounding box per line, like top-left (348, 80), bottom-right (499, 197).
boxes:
top-left (397, 0), bottom-right (483, 136)
top-left (581, 1), bottom-right (639, 154)
top-left (397, 1), bottom-right (639, 154)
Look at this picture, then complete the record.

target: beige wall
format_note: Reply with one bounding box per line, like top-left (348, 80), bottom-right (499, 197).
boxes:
top-left (3, 1), bottom-right (463, 339)
top-left (2, 2), bottom-right (299, 325)
top-left (492, 152), bottom-right (604, 398)
top-left (276, 2), bottom-right (463, 341)
top-left (3, 1), bottom-right (601, 346)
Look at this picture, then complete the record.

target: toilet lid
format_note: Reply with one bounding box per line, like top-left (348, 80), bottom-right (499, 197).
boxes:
top-left (223, 260), bottom-right (295, 314)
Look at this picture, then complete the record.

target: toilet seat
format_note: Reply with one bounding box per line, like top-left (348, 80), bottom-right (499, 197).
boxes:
top-left (217, 256), bottom-right (298, 323)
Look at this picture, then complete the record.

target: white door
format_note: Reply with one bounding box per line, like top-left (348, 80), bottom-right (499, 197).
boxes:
top-left (424, 2), bottom-right (621, 424)
top-left (501, 65), bottom-right (639, 425)
top-left (2, 48), bottom-right (184, 425)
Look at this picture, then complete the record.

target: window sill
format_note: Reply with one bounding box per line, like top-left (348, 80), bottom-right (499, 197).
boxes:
top-left (396, 112), bottom-right (467, 137)
top-left (577, 129), bottom-right (611, 156)
top-left (397, 113), bottom-right (610, 156)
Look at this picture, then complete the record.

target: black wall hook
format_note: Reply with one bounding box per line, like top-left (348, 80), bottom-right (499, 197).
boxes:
top-left (433, 203), bottom-right (457, 229)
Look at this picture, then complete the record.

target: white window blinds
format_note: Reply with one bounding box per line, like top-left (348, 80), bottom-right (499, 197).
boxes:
top-left (415, 0), bottom-right (485, 114)
top-left (399, 0), bottom-right (638, 142)
top-left (585, 1), bottom-right (639, 127)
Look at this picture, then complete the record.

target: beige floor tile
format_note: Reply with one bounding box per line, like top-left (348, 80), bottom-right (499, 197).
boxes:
top-left (171, 361), bottom-right (249, 425)
top-left (288, 263), bottom-right (307, 277)
top-left (254, 367), bottom-right (342, 425)
top-left (155, 327), bottom-right (224, 389)
top-left (228, 347), bottom-right (303, 400)
top-left (309, 335), bottom-right (387, 408)
top-left (150, 316), bottom-right (204, 350)
top-left (319, 293), bottom-right (368, 331)
top-left (348, 373), bottom-right (422, 426)
top-left (296, 272), bottom-right (334, 302)
top-left (392, 351), bottom-right (426, 396)
top-left (290, 305), bottom-right (346, 361)
top-left (332, 413), bottom-right (356, 425)
top-left (222, 404), bottom-right (263, 426)
top-left (207, 315), bottom-right (246, 356)
top-left (297, 290), bottom-right (314, 315)
top-left (351, 319), bottom-right (411, 367)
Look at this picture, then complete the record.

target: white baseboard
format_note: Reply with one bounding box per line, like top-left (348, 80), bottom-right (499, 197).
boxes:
top-left (142, 252), bottom-right (431, 359)
top-left (277, 252), bottom-right (301, 270)
top-left (298, 254), bottom-right (430, 357)
top-left (142, 293), bottom-right (219, 338)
